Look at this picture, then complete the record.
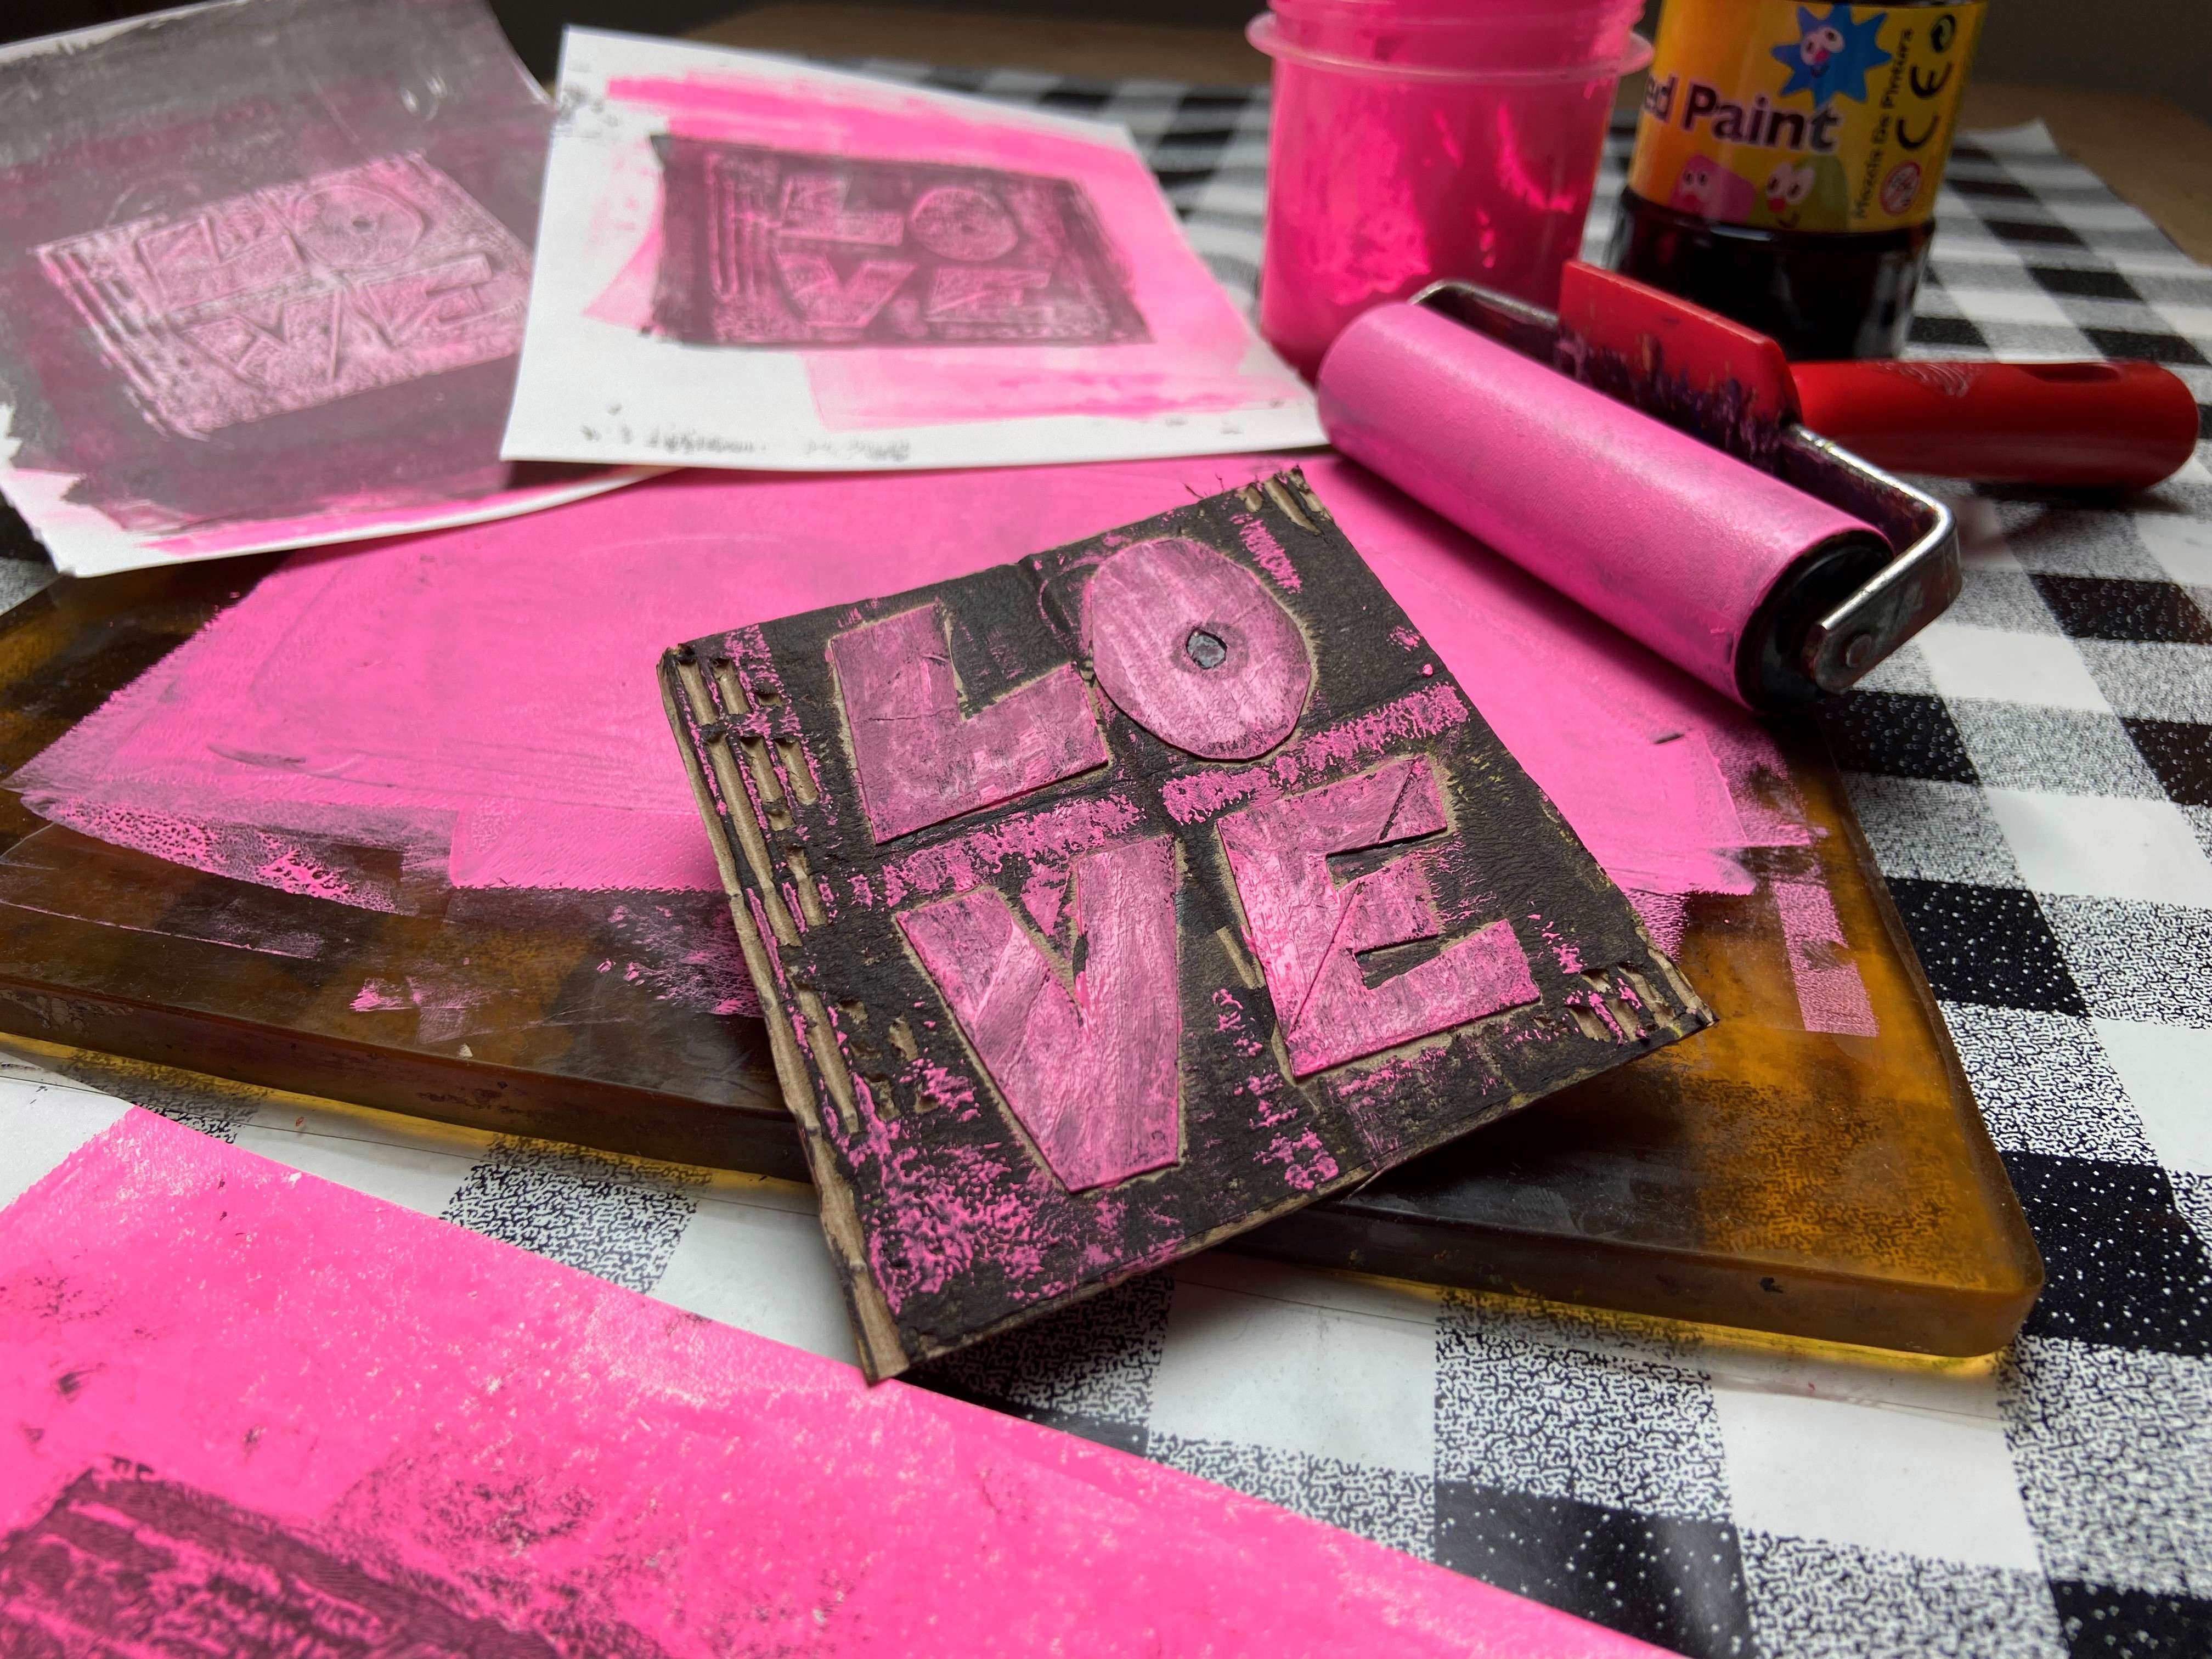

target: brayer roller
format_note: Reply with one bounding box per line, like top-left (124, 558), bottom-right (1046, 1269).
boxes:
top-left (1317, 262), bottom-right (1960, 711)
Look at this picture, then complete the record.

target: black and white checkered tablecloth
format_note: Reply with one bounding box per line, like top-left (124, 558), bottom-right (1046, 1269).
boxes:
top-left (5, 69), bottom-right (2208, 1659)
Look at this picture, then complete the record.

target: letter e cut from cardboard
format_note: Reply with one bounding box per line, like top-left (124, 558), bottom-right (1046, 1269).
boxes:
top-left (661, 472), bottom-right (1712, 1380)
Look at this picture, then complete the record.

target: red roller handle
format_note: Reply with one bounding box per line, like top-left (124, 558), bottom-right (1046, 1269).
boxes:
top-left (1790, 358), bottom-right (2200, 490)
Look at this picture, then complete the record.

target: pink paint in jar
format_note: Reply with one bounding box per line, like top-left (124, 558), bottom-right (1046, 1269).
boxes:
top-left (1250, 0), bottom-right (1652, 376)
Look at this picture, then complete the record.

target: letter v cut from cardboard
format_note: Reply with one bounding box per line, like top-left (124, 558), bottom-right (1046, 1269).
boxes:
top-left (660, 471), bottom-right (1713, 1380)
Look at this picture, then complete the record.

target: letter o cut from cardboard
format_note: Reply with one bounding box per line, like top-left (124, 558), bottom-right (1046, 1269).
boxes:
top-left (1084, 535), bottom-right (1312, 760)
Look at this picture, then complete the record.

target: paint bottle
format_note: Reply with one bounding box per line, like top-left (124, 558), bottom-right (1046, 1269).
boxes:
top-left (1608, 0), bottom-right (1987, 359)
top-left (1249, 0), bottom-right (1652, 378)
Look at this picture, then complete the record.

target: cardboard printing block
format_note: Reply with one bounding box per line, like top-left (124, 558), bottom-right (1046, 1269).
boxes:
top-left (659, 470), bottom-right (1713, 1379)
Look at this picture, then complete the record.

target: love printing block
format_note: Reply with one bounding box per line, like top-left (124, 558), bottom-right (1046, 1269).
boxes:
top-left (660, 471), bottom-right (1713, 1379)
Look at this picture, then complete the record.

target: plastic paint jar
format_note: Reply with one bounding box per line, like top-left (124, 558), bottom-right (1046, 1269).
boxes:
top-left (1250, 0), bottom-right (1651, 377)
top-left (1607, 0), bottom-right (1988, 359)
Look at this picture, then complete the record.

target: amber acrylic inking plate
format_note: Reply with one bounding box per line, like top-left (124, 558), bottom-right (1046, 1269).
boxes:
top-left (0, 525), bottom-right (2039, 1357)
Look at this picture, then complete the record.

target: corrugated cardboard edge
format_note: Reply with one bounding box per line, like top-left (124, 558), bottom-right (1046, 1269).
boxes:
top-left (658, 652), bottom-right (910, 1382)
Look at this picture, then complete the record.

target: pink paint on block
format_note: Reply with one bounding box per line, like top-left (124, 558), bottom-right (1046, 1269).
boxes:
top-left (898, 834), bottom-right (1182, 1190)
top-left (1772, 879), bottom-right (1880, 1037)
top-left (1233, 512), bottom-right (1302, 591)
top-left (1085, 535), bottom-right (1312, 760)
top-left (1220, 757), bottom-right (1539, 1075)
top-left (0, 1108), bottom-right (1666, 1657)
top-left (878, 789), bottom-right (1147, 911)
top-left (827, 602), bottom-right (1107, 843)
top-left (1159, 682), bottom-right (1472, 827)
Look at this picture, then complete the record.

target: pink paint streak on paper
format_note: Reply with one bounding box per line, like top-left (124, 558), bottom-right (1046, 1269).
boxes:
top-left (11, 453), bottom-right (1867, 1033)
top-left (598, 69), bottom-right (1288, 430)
top-left (0, 1109), bottom-right (1665, 1657)
top-left (1220, 757), bottom-right (1539, 1075)
top-left (1086, 535), bottom-right (1313, 761)
top-left (898, 834), bottom-right (1182, 1190)
top-left (828, 601), bottom-right (1108, 843)
top-left (1772, 879), bottom-right (1880, 1037)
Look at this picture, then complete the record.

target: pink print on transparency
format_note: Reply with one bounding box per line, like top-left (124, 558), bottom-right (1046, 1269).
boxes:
top-left (38, 155), bottom-right (532, 438)
top-left (500, 30), bottom-right (1321, 472)
top-left (0, 0), bottom-right (645, 579)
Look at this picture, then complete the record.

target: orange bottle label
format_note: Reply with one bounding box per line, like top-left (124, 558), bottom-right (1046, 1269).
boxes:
top-left (1627, 1), bottom-right (1985, 234)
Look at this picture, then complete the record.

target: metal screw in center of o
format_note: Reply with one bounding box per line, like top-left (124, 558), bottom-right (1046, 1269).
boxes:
top-left (1186, 628), bottom-right (1227, 669)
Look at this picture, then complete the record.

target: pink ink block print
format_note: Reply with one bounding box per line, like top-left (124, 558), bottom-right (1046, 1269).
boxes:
top-left (38, 154), bottom-right (531, 439)
top-left (1086, 534), bottom-right (1314, 761)
top-left (651, 137), bottom-right (1147, 348)
top-left (1220, 757), bottom-right (1542, 1076)
top-left (0, 1471), bottom-right (566, 1658)
top-left (661, 470), bottom-right (1709, 1377)
top-left (898, 834), bottom-right (1181, 1190)
top-left (0, 1108), bottom-right (1667, 1658)
top-left (829, 601), bottom-right (1109, 842)
top-left (0, 0), bottom-right (630, 575)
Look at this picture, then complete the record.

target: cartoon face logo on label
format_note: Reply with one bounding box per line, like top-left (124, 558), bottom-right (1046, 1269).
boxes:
top-left (1669, 154), bottom-right (1759, 221)
top-left (1753, 154), bottom-right (1849, 230)
top-left (1770, 4), bottom-right (1892, 104)
top-left (36, 155), bottom-right (531, 439)
top-left (647, 137), bottom-right (1150, 349)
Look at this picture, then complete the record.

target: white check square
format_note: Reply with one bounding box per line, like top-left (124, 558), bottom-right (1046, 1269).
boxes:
top-left (1987, 788), bottom-right (2212, 906)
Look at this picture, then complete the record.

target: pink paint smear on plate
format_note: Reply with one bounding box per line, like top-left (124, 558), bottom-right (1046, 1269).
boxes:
top-left (595, 68), bottom-right (1294, 429)
top-left (0, 1106), bottom-right (1668, 1657)
top-left (11, 455), bottom-right (1869, 1033)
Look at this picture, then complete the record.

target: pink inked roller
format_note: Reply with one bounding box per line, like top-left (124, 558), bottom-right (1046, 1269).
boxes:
top-left (1316, 262), bottom-right (1960, 711)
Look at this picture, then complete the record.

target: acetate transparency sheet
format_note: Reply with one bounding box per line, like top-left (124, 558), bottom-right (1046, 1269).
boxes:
top-left (0, 0), bottom-right (645, 578)
top-left (500, 31), bottom-right (1322, 472)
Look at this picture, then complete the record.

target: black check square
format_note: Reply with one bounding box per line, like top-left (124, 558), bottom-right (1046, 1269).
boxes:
top-left (2033, 577), bottom-right (2212, 645)
top-left (2051, 1579), bottom-right (2212, 1658)
top-left (1818, 692), bottom-right (1980, 784)
top-left (1910, 313), bottom-right (1991, 351)
top-left (1985, 218), bottom-right (2092, 249)
top-left (1434, 1483), bottom-right (1756, 1659)
top-left (2033, 267), bottom-right (2142, 303)
top-left (2003, 1152), bottom-right (2212, 1357)
top-left (1949, 173), bottom-right (2039, 203)
top-left (1884, 878), bottom-right (2088, 1014)
top-left (2125, 718), bottom-right (2212, 808)
top-left (2081, 328), bottom-right (2212, 369)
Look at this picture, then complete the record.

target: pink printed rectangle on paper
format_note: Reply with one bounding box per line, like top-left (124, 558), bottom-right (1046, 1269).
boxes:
top-left (38, 154), bottom-right (531, 438)
top-left (0, 1105), bottom-right (1667, 1659)
top-left (497, 32), bottom-right (1321, 471)
top-left (650, 137), bottom-right (1147, 349)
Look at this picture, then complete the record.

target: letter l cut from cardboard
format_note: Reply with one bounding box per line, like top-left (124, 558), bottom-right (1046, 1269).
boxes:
top-left (660, 472), bottom-right (1713, 1380)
